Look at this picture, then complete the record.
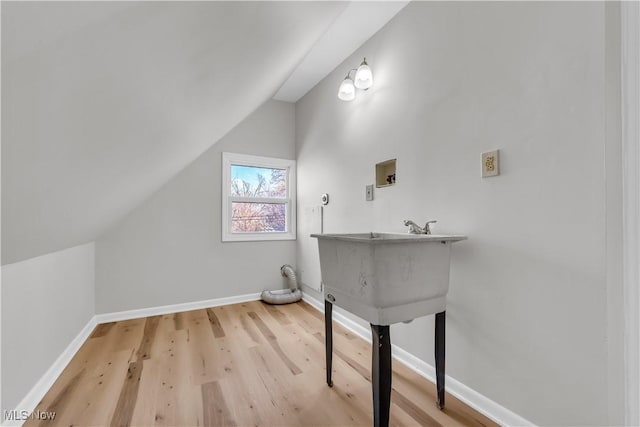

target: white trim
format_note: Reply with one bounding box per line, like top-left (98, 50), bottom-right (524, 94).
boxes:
top-left (622, 2), bottom-right (640, 425)
top-left (95, 292), bottom-right (262, 323)
top-left (2, 316), bottom-right (97, 427)
top-left (302, 293), bottom-right (535, 427)
top-left (221, 152), bottom-right (297, 242)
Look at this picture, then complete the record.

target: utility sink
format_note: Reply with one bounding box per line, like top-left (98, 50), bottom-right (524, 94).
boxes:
top-left (311, 232), bottom-right (467, 325)
top-left (312, 231), bottom-right (467, 422)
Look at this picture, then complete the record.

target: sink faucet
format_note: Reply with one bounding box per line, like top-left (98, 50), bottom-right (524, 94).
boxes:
top-left (404, 219), bottom-right (437, 235)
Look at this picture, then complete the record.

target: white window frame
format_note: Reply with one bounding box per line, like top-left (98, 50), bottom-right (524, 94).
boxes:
top-left (222, 152), bottom-right (296, 242)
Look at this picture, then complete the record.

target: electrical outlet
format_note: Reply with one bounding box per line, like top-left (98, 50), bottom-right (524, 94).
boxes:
top-left (482, 150), bottom-right (500, 177)
top-left (366, 184), bottom-right (374, 201)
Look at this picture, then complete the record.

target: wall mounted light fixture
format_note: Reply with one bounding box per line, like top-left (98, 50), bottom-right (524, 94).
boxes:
top-left (338, 58), bottom-right (373, 101)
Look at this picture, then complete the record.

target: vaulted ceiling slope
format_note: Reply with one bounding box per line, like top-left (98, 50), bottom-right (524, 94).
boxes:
top-left (1, 1), bottom-right (348, 265)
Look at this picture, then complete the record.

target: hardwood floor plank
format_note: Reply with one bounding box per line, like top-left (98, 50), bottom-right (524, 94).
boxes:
top-left (127, 358), bottom-right (160, 426)
top-left (160, 328), bottom-right (204, 426)
top-left (62, 349), bottom-right (128, 426)
top-left (240, 311), bottom-right (262, 344)
top-left (184, 311), bottom-right (222, 385)
top-left (173, 312), bottom-right (185, 330)
top-left (264, 303), bottom-right (293, 326)
top-left (90, 322), bottom-right (115, 338)
top-left (299, 300), bottom-right (324, 320)
top-left (34, 368), bottom-right (84, 426)
top-left (110, 360), bottom-right (143, 427)
top-left (202, 381), bottom-right (237, 427)
top-left (30, 301), bottom-right (498, 427)
top-left (112, 318), bottom-right (146, 353)
top-left (248, 345), bottom-right (319, 425)
top-left (136, 315), bottom-right (161, 360)
top-left (248, 311), bottom-right (303, 375)
top-left (206, 307), bottom-right (226, 338)
top-left (391, 387), bottom-right (442, 427)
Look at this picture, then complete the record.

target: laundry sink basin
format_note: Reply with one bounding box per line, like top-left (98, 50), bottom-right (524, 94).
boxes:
top-left (311, 232), bottom-right (467, 325)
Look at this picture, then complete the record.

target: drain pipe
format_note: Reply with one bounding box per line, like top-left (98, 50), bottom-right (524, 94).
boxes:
top-left (261, 264), bottom-right (302, 305)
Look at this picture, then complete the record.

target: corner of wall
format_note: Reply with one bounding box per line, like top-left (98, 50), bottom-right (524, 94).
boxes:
top-left (1, 243), bottom-right (96, 420)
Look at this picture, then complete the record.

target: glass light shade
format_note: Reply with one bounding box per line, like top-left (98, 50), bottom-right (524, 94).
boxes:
top-left (338, 77), bottom-right (356, 101)
top-left (354, 61), bottom-right (373, 89)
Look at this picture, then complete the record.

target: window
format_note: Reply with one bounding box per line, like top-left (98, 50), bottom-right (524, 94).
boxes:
top-left (222, 152), bottom-right (296, 242)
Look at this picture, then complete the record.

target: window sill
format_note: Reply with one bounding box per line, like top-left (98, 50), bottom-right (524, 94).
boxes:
top-left (222, 232), bottom-right (296, 242)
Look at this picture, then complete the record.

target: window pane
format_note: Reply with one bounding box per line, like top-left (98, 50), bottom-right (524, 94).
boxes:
top-left (230, 165), bottom-right (286, 198)
top-left (231, 202), bottom-right (286, 233)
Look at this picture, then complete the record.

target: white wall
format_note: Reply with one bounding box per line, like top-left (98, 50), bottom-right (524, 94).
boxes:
top-left (95, 100), bottom-right (296, 314)
top-left (1, 243), bottom-right (95, 413)
top-left (296, 2), bottom-right (621, 425)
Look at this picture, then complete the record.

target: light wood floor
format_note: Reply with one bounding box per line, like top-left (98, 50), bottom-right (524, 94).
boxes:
top-left (27, 301), bottom-right (498, 427)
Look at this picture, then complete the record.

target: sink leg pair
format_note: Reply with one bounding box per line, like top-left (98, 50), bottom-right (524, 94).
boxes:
top-left (324, 300), bottom-right (447, 426)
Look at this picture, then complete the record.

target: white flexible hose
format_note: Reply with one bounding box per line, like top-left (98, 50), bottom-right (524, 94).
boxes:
top-left (280, 264), bottom-right (298, 291)
top-left (261, 264), bottom-right (302, 305)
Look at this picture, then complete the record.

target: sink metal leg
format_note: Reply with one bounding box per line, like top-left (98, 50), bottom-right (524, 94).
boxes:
top-left (325, 299), bottom-right (333, 387)
top-left (435, 310), bottom-right (446, 409)
top-left (371, 324), bottom-right (391, 427)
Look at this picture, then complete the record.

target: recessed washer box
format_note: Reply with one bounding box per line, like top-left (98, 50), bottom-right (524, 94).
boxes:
top-left (375, 159), bottom-right (396, 187)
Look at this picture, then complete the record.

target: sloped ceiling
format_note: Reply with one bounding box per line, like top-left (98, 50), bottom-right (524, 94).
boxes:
top-left (1, 1), bottom-right (349, 264)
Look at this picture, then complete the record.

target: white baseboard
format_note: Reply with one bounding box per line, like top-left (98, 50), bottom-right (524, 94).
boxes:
top-left (302, 293), bottom-right (534, 427)
top-left (2, 316), bottom-right (97, 427)
top-left (95, 292), bottom-right (262, 323)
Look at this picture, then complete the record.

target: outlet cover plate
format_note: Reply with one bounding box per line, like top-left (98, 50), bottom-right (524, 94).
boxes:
top-left (366, 184), bottom-right (374, 201)
top-left (482, 150), bottom-right (500, 177)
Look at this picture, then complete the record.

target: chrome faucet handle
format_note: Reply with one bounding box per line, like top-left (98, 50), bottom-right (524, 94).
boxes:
top-left (403, 219), bottom-right (424, 234)
top-left (424, 220), bottom-right (437, 235)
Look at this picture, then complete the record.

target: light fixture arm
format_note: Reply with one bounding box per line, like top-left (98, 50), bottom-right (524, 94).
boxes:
top-left (344, 69), bottom-right (357, 80)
